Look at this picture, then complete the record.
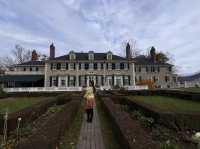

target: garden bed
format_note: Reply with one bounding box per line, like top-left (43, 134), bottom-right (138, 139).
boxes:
top-left (109, 95), bottom-right (199, 149)
top-left (100, 96), bottom-right (159, 149)
top-left (16, 99), bottom-right (81, 149)
top-left (110, 89), bottom-right (200, 102)
top-left (113, 96), bottom-right (200, 131)
top-left (0, 97), bottom-right (56, 134)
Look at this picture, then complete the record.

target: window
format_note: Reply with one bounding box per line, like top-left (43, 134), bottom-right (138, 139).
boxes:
top-left (173, 77), bottom-right (177, 83)
top-left (107, 63), bottom-right (112, 70)
top-left (52, 76), bottom-right (58, 86)
top-left (157, 67), bottom-right (160, 72)
top-left (139, 76), bottom-right (142, 82)
top-left (138, 67), bottom-right (141, 72)
top-left (146, 67), bottom-right (149, 72)
top-left (57, 63), bottom-right (61, 70)
top-left (79, 63), bottom-right (81, 70)
top-left (169, 66), bottom-right (172, 72)
top-left (116, 63), bottom-right (120, 70)
top-left (69, 76), bottom-right (75, 86)
top-left (81, 63), bottom-right (85, 70)
top-left (89, 63), bottom-right (93, 70)
top-left (23, 68), bottom-right (26, 71)
top-left (69, 52), bottom-right (76, 60)
top-left (124, 76), bottom-right (130, 86)
top-left (36, 67), bottom-right (39, 71)
top-left (120, 63), bottom-right (124, 69)
top-left (85, 63), bottom-right (89, 70)
top-left (69, 63), bottom-right (75, 70)
top-left (94, 63), bottom-right (98, 70)
top-left (61, 63), bottom-right (66, 70)
top-left (61, 79), bottom-right (66, 86)
top-left (124, 63), bottom-right (128, 70)
top-left (112, 63), bottom-right (115, 70)
top-left (66, 63), bottom-right (68, 70)
top-left (80, 76), bottom-right (86, 86)
top-left (153, 76), bottom-right (157, 82)
top-left (151, 66), bottom-right (155, 72)
top-left (51, 63), bottom-right (56, 70)
top-left (165, 76), bottom-right (169, 82)
top-left (88, 51), bottom-right (94, 60)
top-left (101, 63), bottom-right (104, 69)
top-left (30, 67), bottom-right (32, 71)
top-left (107, 51), bottom-right (112, 60)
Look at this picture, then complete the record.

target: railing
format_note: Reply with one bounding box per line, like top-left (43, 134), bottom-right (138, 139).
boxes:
top-left (124, 85), bottom-right (148, 90)
top-left (3, 85), bottom-right (148, 93)
top-left (5, 71), bottom-right (44, 75)
top-left (4, 87), bottom-right (83, 92)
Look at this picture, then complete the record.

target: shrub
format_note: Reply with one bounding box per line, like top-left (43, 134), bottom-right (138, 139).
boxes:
top-left (131, 110), bottom-right (154, 128)
top-left (0, 87), bottom-right (6, 98)
top-left (160, 141), bottom-right (180, 149)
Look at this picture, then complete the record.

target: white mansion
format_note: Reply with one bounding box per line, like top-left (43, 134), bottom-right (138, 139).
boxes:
top-left (0, 43), bottom-right (177, 91)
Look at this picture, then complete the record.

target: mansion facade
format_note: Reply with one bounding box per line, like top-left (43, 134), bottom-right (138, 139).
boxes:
top-left (0, 43), bottom-right (177, 90)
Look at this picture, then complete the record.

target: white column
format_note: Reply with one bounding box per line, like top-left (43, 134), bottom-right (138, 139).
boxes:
top-left (131, 63), bottom-right (136, 86)
top-left (114, 75), bottom-right (116, 86)
top-left (121, 76), bottom-right (123, 87)
top-left (76, 63), bottom-right (79, 87)
top-left (44, 63), bottom-right (48, 87)
top-left (58, 76), bottom-right (61, 87)
top-left (103, 63), bottom-right (106, 85)
top-left (65, 76), bottom-right (68, 87)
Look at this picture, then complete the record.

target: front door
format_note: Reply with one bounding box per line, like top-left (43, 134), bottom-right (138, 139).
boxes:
top-left (87, 75), bottom-right (96, 86)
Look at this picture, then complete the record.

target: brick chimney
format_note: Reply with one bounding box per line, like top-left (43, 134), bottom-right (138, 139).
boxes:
top-left (50, 43), bottom-right (55, 59)
top-left (126, 42), bottom-right (132, 59)
top-left (31, 50), bottom-right (38, 61)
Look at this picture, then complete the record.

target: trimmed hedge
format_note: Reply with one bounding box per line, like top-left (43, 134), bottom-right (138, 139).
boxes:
top-left (0, 93), bottom-right (80, 134)
top-left (16, 100), bottom-right (81, 149)
top-left (111, 90), bottom-right (200, 102)
top-left (4, 91), bottom-right (81, 98)
top-left (0, 97), bottom-right (56, 134)
top-left (111, 96), bottom-right (200, 131)
top-left (100, 96), bottom-right (159, 149)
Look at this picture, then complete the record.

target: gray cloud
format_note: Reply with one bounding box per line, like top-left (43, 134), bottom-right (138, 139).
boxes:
top-left (0, 0), bottom-right (199, 75)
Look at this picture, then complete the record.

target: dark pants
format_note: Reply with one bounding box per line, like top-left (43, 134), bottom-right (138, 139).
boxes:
top-left (86, 108), bottom-right (93, 122)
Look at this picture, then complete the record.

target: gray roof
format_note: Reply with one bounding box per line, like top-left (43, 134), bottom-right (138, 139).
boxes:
top-left (16, 61), bottom-right (45, 66)
top-left (133, 55), bottom-right (172, 66)
top-left (179, 73), bottom-right (200, 82)
top-left (51, 52), bottom-right (127, 61)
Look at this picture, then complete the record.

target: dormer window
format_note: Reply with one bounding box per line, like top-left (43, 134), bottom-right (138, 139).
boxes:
top-left (69, 51), bottom-right (76, 60)
top-left (107, 51), bottom-right (112, 60)
top-left (88, 51), bottom-right (94, 60)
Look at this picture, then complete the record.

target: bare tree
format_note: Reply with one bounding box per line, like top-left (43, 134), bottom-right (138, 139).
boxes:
top-left (121, 39), bottom-right (141, 58)
top-left (12, 45), bottom-right (32, 64)
top-left (0, 44), bottom-right (32, 68)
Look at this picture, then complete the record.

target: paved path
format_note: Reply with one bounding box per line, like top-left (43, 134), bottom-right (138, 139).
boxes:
top-left (76, 108), bottom-right (105, 149)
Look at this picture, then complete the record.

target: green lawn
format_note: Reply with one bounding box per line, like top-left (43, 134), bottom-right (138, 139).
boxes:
top-left (128, 96), bottom-right (200, 113)
top-left (178, 87), bottom-right (200, 93)
top-left (0, 97), bottom-right (49, 113)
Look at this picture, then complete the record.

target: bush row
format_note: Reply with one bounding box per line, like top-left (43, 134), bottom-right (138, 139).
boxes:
top-left (1, 91), bottom-right (81, 99)
top-left (100, 96), bottom-right (159, 149)
top-left (0, 93), bottom-right (80, 134)
top-left (0, 97), bottom-right (56, 134)
top-left (16, 99), bottom-right (81, 149)
top-left (111, 96), bottom-right (200, 131)
top-left (113, 90), bottom-right (200, 102)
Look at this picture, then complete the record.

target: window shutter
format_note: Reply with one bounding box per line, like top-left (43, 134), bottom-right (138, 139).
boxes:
top-left (50, 76), bottom-right (52, 87)
top-left (66, 63), bottom-right (68, 70)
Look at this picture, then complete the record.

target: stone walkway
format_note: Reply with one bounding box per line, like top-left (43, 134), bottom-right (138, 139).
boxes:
top-left (76, 108), bottom-right (105, 149)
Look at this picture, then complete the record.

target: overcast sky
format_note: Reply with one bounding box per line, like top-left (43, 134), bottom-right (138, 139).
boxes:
top-left (0, 0), bottom-right (200, 75)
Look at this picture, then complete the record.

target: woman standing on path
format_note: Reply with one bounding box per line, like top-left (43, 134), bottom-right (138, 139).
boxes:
top-left (84, 80), bottom-right (96, 123)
